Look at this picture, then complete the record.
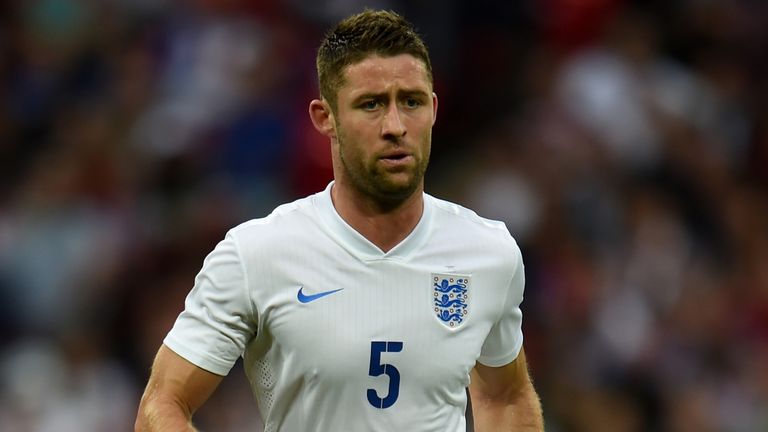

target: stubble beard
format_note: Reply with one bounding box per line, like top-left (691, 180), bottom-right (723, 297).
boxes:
top-left (336, 127), bottom-right (431, 208)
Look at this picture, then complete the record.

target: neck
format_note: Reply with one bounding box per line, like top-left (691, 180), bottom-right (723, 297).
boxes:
top-left (331, 181), bottom-right (424, 253)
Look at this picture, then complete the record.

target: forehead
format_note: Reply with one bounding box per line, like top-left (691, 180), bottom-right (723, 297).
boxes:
top-left (339, 54), bottom-right (431, 97)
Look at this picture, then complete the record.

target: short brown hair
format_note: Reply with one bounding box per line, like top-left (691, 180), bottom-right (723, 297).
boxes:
top-left (316, 10), bottom-right (433, 110)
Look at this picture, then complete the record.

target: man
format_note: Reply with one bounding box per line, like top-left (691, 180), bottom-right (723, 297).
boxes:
top-left (135, 10), bottom-right (543, 432)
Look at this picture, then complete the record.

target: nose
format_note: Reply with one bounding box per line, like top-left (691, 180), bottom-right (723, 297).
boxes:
top-left (381, 104), bottom-right (406, 140)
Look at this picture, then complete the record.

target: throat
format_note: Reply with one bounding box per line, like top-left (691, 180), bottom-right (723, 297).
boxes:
top-left (331, 183), bottom-right (424, 253)
top-left (360, 218), bottom-right (418, 253)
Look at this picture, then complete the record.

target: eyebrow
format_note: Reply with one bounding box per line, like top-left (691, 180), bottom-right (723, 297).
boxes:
top-left (352, 89), bottom-right (430, 103)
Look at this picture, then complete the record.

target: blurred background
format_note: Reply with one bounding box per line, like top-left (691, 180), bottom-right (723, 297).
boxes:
top-left (0, 0), bottom-right (767, 430)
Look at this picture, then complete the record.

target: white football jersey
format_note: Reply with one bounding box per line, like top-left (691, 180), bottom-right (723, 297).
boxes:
top-left (164, 182), bottom-right (525, 432)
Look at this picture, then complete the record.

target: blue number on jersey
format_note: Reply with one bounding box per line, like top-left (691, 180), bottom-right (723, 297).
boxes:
top-left (367, 341), bottom-right (403, 409)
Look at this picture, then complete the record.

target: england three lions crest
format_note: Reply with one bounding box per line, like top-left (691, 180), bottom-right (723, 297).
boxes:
top-left (432, 273), bottom-right (470, 328)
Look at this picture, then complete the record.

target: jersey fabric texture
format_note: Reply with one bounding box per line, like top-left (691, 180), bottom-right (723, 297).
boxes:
top-left (164, 182), bottom-right (526, 432)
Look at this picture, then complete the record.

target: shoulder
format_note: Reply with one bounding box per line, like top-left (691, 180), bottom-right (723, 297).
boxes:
top-left (429, 195), bottom-right (510, 233)
top-left (227, 193), bottom-right (320, 247)
top-left (427, 194), bottom-right (522, 263)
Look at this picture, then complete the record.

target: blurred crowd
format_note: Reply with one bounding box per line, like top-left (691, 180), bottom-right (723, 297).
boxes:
top-left (0, 0), bottom-right (766, 431)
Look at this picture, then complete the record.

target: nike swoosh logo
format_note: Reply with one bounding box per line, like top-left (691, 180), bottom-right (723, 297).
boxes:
top-left (297, 287), bottom-right (344, 304)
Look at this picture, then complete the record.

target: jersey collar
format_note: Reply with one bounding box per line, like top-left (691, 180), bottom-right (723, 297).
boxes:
top-left (313, 181), bottom-right (433, 261)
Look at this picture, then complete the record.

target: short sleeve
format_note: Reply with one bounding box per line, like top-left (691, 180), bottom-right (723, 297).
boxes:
top-left (477, 246), bottom-right (525, 367)
top-left (163, 232), bottom-right (256, 376)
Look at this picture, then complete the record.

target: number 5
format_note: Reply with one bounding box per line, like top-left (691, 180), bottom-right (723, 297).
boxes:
top-left (367, 341), bottom-right (403, 409)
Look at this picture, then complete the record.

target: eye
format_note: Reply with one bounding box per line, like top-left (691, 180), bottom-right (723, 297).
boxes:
top-left (360, 100), bottom-right (381, 111)
top-left (404, 97), bottom-right (422, 108)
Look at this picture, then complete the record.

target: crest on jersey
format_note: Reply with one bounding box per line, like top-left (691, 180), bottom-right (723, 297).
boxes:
top-left (432, 273), bottom-right (470, 328)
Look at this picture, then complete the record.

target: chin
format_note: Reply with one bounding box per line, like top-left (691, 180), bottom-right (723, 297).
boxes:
top-left (372, 177), bottom-right (421, 201)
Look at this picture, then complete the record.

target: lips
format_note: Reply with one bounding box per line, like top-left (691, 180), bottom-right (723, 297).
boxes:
top-left (377, 150), bottom-right (414, 170)
top-left (381, 155), bottom-right (409, 162)
top-left (379, 150), bottom-right (411, 161)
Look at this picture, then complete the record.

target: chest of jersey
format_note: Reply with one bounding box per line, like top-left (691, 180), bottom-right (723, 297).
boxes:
top-left (246, 244), bottom-right (506, 412)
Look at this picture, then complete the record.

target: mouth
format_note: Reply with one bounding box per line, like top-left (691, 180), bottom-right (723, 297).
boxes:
top-left (379, 150), bottom-right (411, 161)
top-left (381, 154), bottom-right (408, 161)
top-left (378, 151), bottom-right (414, 168)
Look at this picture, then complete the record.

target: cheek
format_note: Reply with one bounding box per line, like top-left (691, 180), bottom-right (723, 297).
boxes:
top-left (341, 121), bottom-right (375, 151)
top-left (409, 117), bottom-right (433, 146)
top-left (337, 126), bottom-right (370, 167)
top-left (406, 111), bottom-right (433, 133)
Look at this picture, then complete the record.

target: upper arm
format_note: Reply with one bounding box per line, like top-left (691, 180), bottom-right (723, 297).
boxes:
top-left (478, 245), bottom-right (525, 367)
top-left (163, 231), bottom-right (257, 376)
top-left (469, 348), bottom-right (544, 430)
top-left (470, 348), bottom-right (533, 402)
top-left (137, 344), bottom-right (224, 427)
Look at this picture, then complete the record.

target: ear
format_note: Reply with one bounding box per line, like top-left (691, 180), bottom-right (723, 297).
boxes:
top-left (309, 99), bottom-right (336, 138)
top-left (432, 92), bottom-right (439, 126)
